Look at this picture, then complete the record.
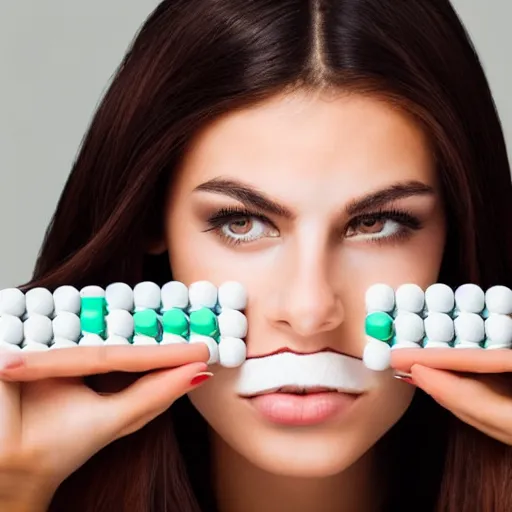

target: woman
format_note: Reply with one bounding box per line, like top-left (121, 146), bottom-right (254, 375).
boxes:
top-left (1, 0), bottom-right (512, 510)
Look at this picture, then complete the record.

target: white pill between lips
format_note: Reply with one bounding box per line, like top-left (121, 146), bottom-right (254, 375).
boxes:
top-left (53, 286), bottom-right (81, 315)
top-left (218, 282), bottom-right (247, 311)
top-left (0, 288), bottom-right (26, 317)
top-left (105, 283), bottom-right (134, 311)
top-left (133, 282), bottom-right (161, 311)
top-left (189, 334), bottom-right (219, 365)
top-left (161, 333), bottom-right (188, 344)
top-left (485, 286), bottom-right (512, 315)
top-left (24, 314), bottom-right (53, 345)
top-left (362, 338), bottom-right (391, 371)
top-left (0, 341), bottom-right (21, 352)
top-left (424, 312), bottom-right (454, 342)
top-left (218, 309), bottom-right (248, 338)
top-left (425, 283), bottom-right (454, 313)
top-left (25, 288), bottom-right (54, 317)
top-left (218, 337), bottom-right (246, 368)
top-left (22, 342), bottom-right (49, 352)
top-left (454, 313), bottom-right (485, 343)
top-left (51, 339), bottom-right (79, 349)
top-left (189, 281), bottom-right (218, 309)
top-left (454, 284), bottom-right (485, 313)
top-left (132, 335), bottom-right (158, 345)
top-left (106, 309), bottom-right (134, 338)
top-left (52, 312), bottom-right (81, 342)
top-left (485, 315), bottom-right (512, 345)
top-left (80, 285), bottom-right (105, 298)
top-left (365, 284), bottom-right (395, 313)
top-left (104, 335), bottom-right (131, 345)
top-left (161, 281), bottom-right (189, 310)
top-left (0, 315), bottom-right (24, 344)
top-left (395, 283), bottom-right (425, 313)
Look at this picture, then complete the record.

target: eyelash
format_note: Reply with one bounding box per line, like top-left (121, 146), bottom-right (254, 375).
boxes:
top-left (202, 205), bottom-right (423, 247)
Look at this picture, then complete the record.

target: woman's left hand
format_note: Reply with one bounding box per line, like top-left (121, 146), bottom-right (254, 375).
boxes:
top-left (391, 348), bottom-right (512, 445)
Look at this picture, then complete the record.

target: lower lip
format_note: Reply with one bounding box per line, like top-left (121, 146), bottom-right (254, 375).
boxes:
top-left (247, 392), bottom-right (360, 426)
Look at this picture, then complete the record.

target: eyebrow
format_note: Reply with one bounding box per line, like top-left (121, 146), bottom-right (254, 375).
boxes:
top-left (193, 177), bottom-right (435, 218)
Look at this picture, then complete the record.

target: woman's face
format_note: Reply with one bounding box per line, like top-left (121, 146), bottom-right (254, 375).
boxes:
top-left (159, 91), bottom-right (446, 477)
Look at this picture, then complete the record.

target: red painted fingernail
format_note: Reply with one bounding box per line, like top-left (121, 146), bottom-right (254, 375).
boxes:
top-left (190, 372), bottom-right (214, 387)
top-left (0, 352), bottom-right (24, 371)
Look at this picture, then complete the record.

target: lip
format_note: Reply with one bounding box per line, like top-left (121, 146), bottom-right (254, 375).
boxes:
top-left (246, 347), bottom-right (362, 360)
top-left (245, 390), bottom-right (362, 426)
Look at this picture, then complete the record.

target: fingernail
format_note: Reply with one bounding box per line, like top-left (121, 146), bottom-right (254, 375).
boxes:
top-left (0, 352), bottom-right (24, 371)
top-left (190, 372), bottom-right (214, 387)
top-left (393, 370), bottom-right (415, 386)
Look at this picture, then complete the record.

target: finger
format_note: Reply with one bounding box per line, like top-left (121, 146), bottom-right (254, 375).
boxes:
top-left (410, 365), bottom-right (512, 445)
top-left (0, 343), bottom-right (210, 382)
top-left (99, 361), bottom-right (211, 440)
top-left (391, 348), bottom-right (512, 374)
top-left (0, 381), bottom-right (21, 446)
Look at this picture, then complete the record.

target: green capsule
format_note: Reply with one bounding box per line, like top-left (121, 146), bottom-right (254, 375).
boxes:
top-left (80, 297), bottom-right (107, 336)
top-left (365, 311), bottom-right (394, 343)
top-left (189, 308), bottom-right (219, 339)
top-left (134, 309), bottom-right (159, 339)
top-left (162, 308), bottom-right (189, 338)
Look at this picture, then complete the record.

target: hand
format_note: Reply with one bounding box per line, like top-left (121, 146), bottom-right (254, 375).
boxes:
top-left (0, 343), bottom-right (212, 508)
top-left (392, 348), bottom-right (512, 445)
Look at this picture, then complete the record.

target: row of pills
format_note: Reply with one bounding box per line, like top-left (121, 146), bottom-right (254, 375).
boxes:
top-left (0, 281), bottom-right (248, 368)
top-left (363, 283), bottom-right (512, 371)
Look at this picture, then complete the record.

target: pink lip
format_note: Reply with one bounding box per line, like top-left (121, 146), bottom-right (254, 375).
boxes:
top-left (246, 391), bottom-right (361, 426)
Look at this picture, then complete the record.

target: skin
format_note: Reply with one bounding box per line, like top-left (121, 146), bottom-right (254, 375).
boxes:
top-left (155, 90), bottom-right (447, 511)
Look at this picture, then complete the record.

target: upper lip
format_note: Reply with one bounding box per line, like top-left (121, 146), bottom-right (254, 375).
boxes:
top-left (246, 347), bottom-right (362, 361)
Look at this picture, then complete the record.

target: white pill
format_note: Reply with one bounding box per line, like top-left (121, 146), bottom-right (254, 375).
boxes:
top-left (22, 342), bottom-right (49, 352)
top-left (132, 335), bottom-right (158, 345)
top-left (24, 314), bottom-right (53, 345)
top-left (218, 337), bottom-right (246, 368)
top-left (189, 334), bottom-right (219, 365)
top-left (362, 337), bottom-right (391, 371)
top-left (189, 281), bottom-right (217, 310)
top-left (0, 288), bottom-right (25, 317)
top-left (485, 315), bottom-right (512, 347)
top-left (394, 311), bottom-right (424, 343)
top-left (161, 281), bottom-right (189, 310)
top-left (79, 334), bottom-right (104, 346)
top-left (454, 313), bottom-right (485, 344)
top-left (454, 284), bottom-right (485, 314)
top-left (105, 283), bottom-right (134, 311)
top-left (52, 312), bottom-right (81, 342)
top-left (133, 282), bottom-right (161, 311)
top-left (485, 286), bottom-right (512, 315)
top-left (161, 333), bottom-right (188, 345)
top-left (424, 312), bottom-right (454, 343)
top-left (26, 288), bottom-right (54, 317)
top-left (51, 339), bottom-right (78, 349)
top-left (365, 284), bottom-right (395, 313)
top-left (395, 283), bottom-right (425, 313)
top-left (80, 285), bottom-right (105, 298)
top-left (106, 309), bottom-right (134, 338)
top-left (104, 335), bottom-right (131, 345)
top-left (218, 309), bottom-right (248, 338)
top-left (425, 284), bottom-right (454, 313)
top-left (0, 341), bottom-right (21, 352)
top-left (53, 286), bottom-right (81, 315)
top-left (218, 281), bottom-right (247, 311)
top-left (0, 315), bottom-right (24, 345)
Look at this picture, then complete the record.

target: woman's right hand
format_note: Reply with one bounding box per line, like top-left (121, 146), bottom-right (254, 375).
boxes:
top-left (0, 343), bottom-right (212, 511)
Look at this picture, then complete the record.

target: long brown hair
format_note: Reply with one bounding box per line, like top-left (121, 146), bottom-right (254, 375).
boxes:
top-left (24, 0), bottom-right (512, 510)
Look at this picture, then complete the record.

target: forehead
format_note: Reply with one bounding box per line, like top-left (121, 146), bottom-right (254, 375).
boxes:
top-left (175, 91), bottom-right (437, 202)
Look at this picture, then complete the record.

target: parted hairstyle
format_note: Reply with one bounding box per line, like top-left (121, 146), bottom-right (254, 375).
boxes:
top-left (24, 1), bottom-right (512, 511)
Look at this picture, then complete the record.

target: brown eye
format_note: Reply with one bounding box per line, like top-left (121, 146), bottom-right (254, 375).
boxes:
top-left (228, 218), bottom-right (253, 235)
top-left (346, 218), bottom-right (386, 237)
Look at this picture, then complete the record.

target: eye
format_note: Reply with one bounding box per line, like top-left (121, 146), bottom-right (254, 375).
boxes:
top-left (345, 210), bottom-right (422, 243)
top-left (204, 207), bottom-right (279, 246)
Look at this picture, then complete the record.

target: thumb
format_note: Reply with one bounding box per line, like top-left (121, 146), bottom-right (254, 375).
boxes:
top-left (100, 362), bottom-right (211, 441)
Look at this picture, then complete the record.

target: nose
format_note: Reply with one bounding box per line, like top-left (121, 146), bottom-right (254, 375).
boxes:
top-left (268, 255), bottom-right (345, 337)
